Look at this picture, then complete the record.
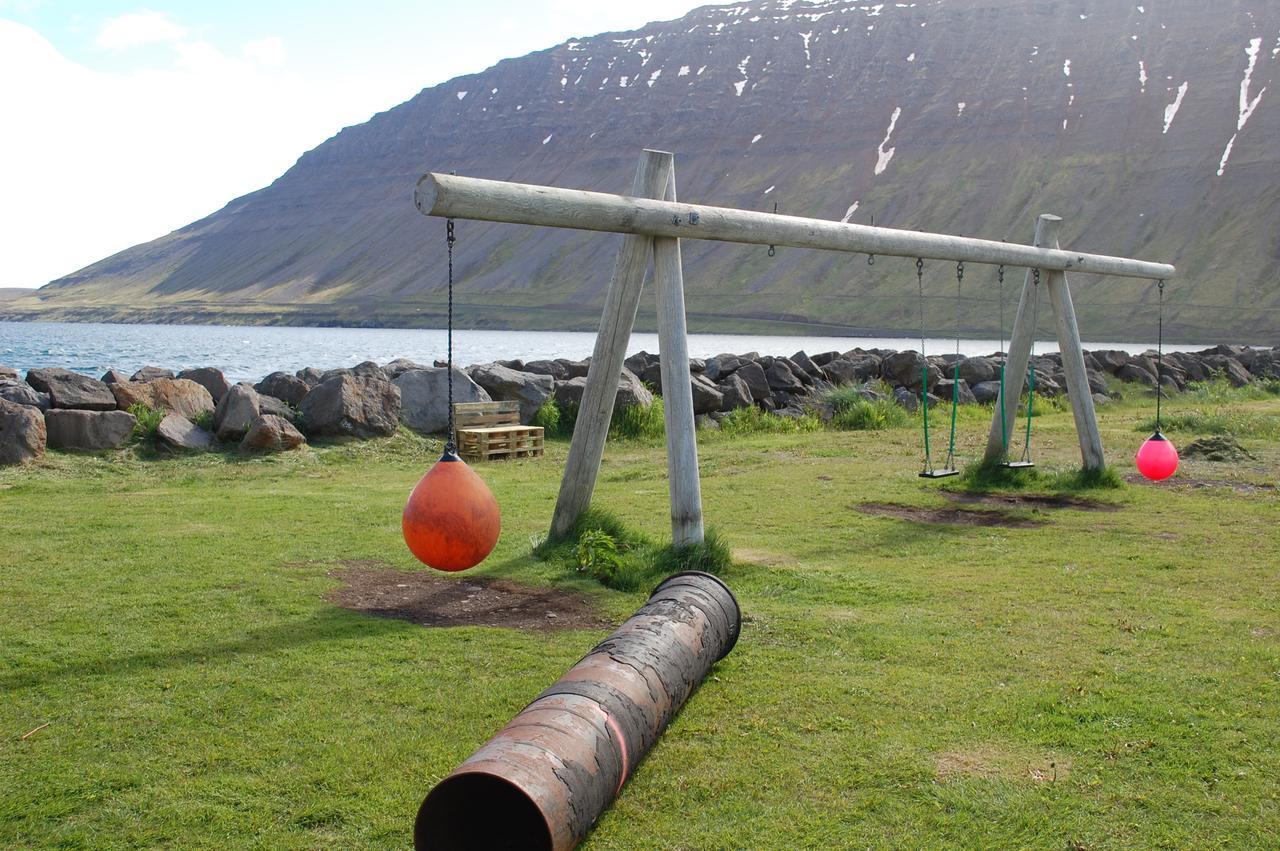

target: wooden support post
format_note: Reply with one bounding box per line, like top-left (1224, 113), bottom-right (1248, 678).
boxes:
top-left (1044, 227), bottom-right (1105, 470)
top-left (984, 214), bottom-right (1055, 463)
top-left (550, 150), bottom-right (673, 540)
top-left (654, 164), bottom-right (704, 546)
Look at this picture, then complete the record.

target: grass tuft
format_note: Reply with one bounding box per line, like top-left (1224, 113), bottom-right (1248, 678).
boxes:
top-left (958, 457), bottom-right (1123, 493)
top-left (826, 384), bottom-right (910, 431)
top-left (610, 397), bottom-right (666, 442)
top-left (127, 403), bottom-right (165, 440)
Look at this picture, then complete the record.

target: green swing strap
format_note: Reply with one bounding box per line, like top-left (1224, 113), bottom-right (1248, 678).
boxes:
top-left (918, 258), bottom-right (959, 479)
top-left (1017, 269), bottom-right (1041, 465)
top-left (942, 262), bottom-right (964, 471)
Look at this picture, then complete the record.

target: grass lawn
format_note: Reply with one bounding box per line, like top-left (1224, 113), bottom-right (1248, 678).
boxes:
top-left (2, 388), bottom-right (1278, 849)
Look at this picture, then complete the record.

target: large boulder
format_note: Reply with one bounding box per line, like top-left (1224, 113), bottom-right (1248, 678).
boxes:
top-left (298, 374), bottom-right (400, 438)
top-left (957, 356), bottom-right (1000, 385)
top-left (100, 369), bottom-right (131, 385)
top-left (467, 363), bottom-right (554, 422)
top-left (381, 358), bottom-right (431, 380)
top-left (555, 358), bottom-right (590, 379)
top-left (765, 360), bottom-right (806, 395)
top-left (892, 386), bottom-right (919, 412)
top-left (971, 381), bottom-right (1002, 404)
top-left (0, 366), bottom-right (16, 380)
top-left (178, 367), bottom-right (232, 403)
top-left (214, 383), bottom-right (261, 441)
top-left (295, 367), bottom-right (325, 387)
top-left (257, 394), bottom-right (300, 423)
top-left (1201, 354), bottom-right (1252, 387)
top-left (703, 353), bottom-right (748, 382)
top-left (624, 351), bottom-right (655, 376)
top-left (823, 353), bottom-right (882, 385)
top-left (241, 414), bottom-right (306, 453)
top-left (522, 359), bottom-right (568, 379)
top-left (0, 378), bottom-right (49, 410)
top-left (717, 372), bottom-right (754, 411)
top-left (254, 372), bottom-right (310, 406)
top-left (131, 366), bottom-right (174, 382)
top-left (880, 351), bottom-right (941, 393)
top-left (111, 378), bottom-right (215, 420)
top-left (689, 374), bottom-right (725, 415)
top-left (44, 409), bottom-right (136, 451)
top-left (934, 378), bottom-right (978, 405)
top-left (0, 399), bottom-right (46, 465)
top-left (733, 361), bottom-right (771, 404)
top-left (553, 368), bottom-right (655, 411)
top-left (1116, 362), bottom-right (1157, 388)
top-left (25, 368), bottom-right (116, 411)
top-left (156, 413), bottom-right (215, 452)
top-left (790, 351), bottom-right (826, 380)
top-left (394, 368), bottom-right (491, 434)
top-left (1090, 350), bottom-right (1130, 375)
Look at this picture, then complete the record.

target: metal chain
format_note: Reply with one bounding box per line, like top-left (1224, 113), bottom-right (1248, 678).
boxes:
top-left (1156, 279), bottom-right (1165, 430)
top-left (768, 202), bottom-right (777, 257)
top-left (916, 258), bottom-right (931, 473)
top-left (997, 264), bottom-right (1008, 455)
top-left (446, 218), bottom-right (456, 450)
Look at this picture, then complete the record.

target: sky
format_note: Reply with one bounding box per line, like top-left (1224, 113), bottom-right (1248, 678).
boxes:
top-left (0, 0), bottom-right (705, 289)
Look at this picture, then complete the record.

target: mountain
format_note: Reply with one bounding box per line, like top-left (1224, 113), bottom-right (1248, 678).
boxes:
top-left (7, 0), bottom-right (1279, 342)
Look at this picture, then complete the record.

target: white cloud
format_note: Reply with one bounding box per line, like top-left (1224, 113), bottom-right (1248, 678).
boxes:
top-left (243, 36), bottom-right (285, 66)
top-left (96, 10), bottom-right (188, 50)
top-left (0, 20), bottom-right (371, 288)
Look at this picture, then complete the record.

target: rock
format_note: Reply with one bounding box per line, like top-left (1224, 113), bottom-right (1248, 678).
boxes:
top-left (823, 353), bottom-right (882, 384)
top-left (381, 358), bottom-right (431, 380)
top-left (394, 368), bottom-right (491, 433)
top-left (298, 374), bottom-right (400, 438)
top-left (0, 379), bottom-right (50, 410)
top-left (1116, 362), bottom-right (1157, 388)
top-left (25, 368), bottom-right (116, 411)
top-left (624, 351), bottom-right (655, 375)
top-left (689, 358), bottom-right (706, 374)
top-left (640, 361), bottom-right (663, 391)
top-left (810, 351), bottom-right (841, 367)
top-left (0, 399), bottom-right (46, 465)
top-left (765, 360), bottom-right (806, 395)
top-left (880, 351), bottom-right (940, 393)
top-left (111, 378), bottom-right (215, 419)
top-left (934, 378), bottom-right (977, 405)
top-left (44, 409), bottom-right (136, 451)
top-left (734, 361), bottom-right (771, 404)
top-left (320, 361), bottom-right (383, 383)
top-left (791, 350), bottom-right (826, 380)
top-left (295, 367), bottom-right (325, 387)
top-left (497, 359), bottom-right (526, 372)
top-left (689, 374), bottom-right (724, 415)
top-left (1087, 369), bottom-right (1110, 395)
top-left (467, 363), bottom-right (555, 422)
top-left (1165, 352), bottom-right (1209, 382)
top-left (957, 356), bottom-right (999, 385)
top-left (0, 366), bottom-right (16, 380)
top-left (703, 353), bottom-right (747, 382)
top-left (969, 381), bottom-right (1000, 404)
top-left (1091, 393), bottom-right (1111, 407)
top-left (553, 367), bottom-right (654, 411)
top-left (717, 372), bottom-right (754, 411)
top-left (100, 369), bottom-right (132, 385)
top-left (131, 366), bottom-right (174, 382)
top-left (522, 359), bottom-right (568, 379)
top-left (555, 358), bottom-right (590, 379)
top-left (1249, 349), bottom-right (1280, 379)
top-left (892, 386), bottom-right (919, 412)
top-left (1201, 355), bottom-right (1251, 387)
top-left (256, 394), bottom-right (298, 422)
top-left (178, 367), bottom-right (232, 403)
top-left (156, 413), bottom-right (215, 451)
top-left (695, 414), bottom-right (719, 430)
top-left (214, 383), bottom-right (261, 441)
top-left (254, 371), bottom-right (310, 406)
top-left (1090, 349), bottom-right (1130, 374)
top-left (240, 414), bottom-right (307, 453)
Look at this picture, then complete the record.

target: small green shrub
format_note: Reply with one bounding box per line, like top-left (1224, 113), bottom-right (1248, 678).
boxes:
top-left (958, 458), bottom-right (1123, 493)
top-left (128, 404), bottom-right (165, 440)
top-left (610, 398), bottom-right (665, 442)
top-left (717, 406), bottom-right (805, 436)
top-left (649, 528), bottom-right (733, 576)
top-left (826, 385), bottom-right (910, 431)
top-left (576, 529), bottom-right (623, 584)
top-left (191, 410), bottom-right (214, 432)
top-left (532, 399), bottom-right (562, 436)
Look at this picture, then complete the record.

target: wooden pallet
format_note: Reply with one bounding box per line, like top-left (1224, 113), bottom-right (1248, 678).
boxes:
top-left (453, 401), bottom-right (545, 462)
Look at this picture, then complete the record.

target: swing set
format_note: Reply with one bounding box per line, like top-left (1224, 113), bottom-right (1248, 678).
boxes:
top-left (404, 148), bottom-right (1175, 563)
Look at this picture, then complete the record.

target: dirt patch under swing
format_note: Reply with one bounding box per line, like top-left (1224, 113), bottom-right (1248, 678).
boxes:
top-left (323, 559), bottom-right (613, 632)
top-left (856, 501), bottom-right (1043, 528)
top-left (941, 492), bottom-right (1124, 512)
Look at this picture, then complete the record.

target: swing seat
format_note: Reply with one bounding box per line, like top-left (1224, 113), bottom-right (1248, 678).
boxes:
top-left (919, 468), bottom-right (960, 479)
top-left (998, 460), bottom-right (1036, 469)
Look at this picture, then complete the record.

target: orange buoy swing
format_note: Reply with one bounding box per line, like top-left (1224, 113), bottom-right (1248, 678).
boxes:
top-left (402, 219), bottom-right (500, 571)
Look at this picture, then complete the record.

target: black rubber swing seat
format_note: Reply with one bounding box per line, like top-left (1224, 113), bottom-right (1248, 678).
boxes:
top-left (998, 460), bottom-right (1036, 469)
top-left (919, 468), bottom-right (960, 479)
